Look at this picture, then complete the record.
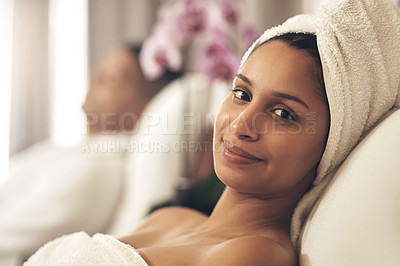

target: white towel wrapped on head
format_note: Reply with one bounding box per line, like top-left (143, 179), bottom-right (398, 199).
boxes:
top-left (240, 0), bottom-right (400, 249)
top-left (23, 232), bottom-right (148, 266)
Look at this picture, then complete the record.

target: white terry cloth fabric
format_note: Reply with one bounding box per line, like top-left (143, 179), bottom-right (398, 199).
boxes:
top-left (23, 232), bottom-right (148, 266)
top-left (240, 0), bottom-right (400, 248)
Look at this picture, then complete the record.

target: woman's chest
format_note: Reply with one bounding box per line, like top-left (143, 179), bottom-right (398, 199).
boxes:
top-left (124, 228), bottom-right (226, 265)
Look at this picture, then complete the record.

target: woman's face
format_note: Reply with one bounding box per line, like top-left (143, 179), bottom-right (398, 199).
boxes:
top-left (83, 48), bottom-right (142, 132)
top-left (213, 40), bottom-right (330, 197)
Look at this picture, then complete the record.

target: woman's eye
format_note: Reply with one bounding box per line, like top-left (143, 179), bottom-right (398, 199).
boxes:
top-left (232, 89), bottom-right (250, 102)
top-left (273, 108), bottom-right (295, 121)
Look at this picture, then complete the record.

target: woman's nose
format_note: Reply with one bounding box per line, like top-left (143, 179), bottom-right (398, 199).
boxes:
top-left (230, 109), bottom-right (260, 141)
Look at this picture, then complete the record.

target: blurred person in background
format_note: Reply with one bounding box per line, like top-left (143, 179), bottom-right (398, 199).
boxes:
top-left (0, 44), bottom-right (182, 266)
top-left (83, 45), bottom-right (181, 135)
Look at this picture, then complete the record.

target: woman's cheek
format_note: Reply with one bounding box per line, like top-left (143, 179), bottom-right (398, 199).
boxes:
top-left (214, 102), bottom-right (235, 135)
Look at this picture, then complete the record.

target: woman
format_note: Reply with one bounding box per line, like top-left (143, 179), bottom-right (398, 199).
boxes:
top-left (117, 33), bottom-right (330, 265)
top-left (24, 0), bottom-right (400, 265)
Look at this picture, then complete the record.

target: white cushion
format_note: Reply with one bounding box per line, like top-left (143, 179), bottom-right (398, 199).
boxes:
top-left (300, 108), bottom-right (400, 266)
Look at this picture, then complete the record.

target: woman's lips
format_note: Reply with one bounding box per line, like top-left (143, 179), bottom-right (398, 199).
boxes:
top-left (222, 141), bottom-right (263, 165)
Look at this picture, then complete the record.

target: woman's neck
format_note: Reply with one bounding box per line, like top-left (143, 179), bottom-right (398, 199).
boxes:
top-left (197, 188), bottom-right (299, 238)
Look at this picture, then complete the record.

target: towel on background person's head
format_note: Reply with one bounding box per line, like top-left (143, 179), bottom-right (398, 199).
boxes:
top-left (240, 0), bottom-right (400, 249)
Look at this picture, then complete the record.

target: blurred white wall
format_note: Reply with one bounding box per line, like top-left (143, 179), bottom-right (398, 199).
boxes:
top-left (8, 0), bottom-right (88, 157)
top-left (243, 0), bottom-right (303, 29)
top-left (88, 0), bottom-right (161, 69)
top-left (49, 0), bottom-right (88, 147)
top-left (0, 0), bottom-right (14, 182)
top-left (9, 0), bottom-right (49, 155)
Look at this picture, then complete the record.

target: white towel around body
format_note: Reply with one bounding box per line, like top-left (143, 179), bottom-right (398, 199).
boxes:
top-left (23, 232), bottom-right (148, 266)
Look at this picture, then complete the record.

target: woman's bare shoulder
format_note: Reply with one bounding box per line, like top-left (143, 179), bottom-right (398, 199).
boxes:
top-left (202, 235), bottom-right (297, 266)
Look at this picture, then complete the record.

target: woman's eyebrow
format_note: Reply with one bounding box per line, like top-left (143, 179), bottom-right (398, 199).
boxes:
top-left (236, 73), bottom-right (253, 87)
top-left (270, 91), bottom-right (310, 110)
